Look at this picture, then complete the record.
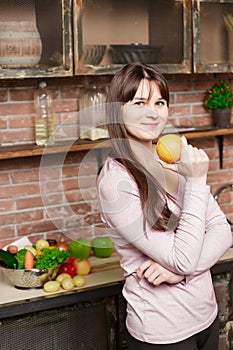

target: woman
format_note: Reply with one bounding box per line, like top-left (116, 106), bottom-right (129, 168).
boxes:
top-left (97, 63), bottom-right (232, 349)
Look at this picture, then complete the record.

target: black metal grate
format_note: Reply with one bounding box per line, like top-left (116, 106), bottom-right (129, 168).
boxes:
top-left (0, 301), bottom-right (108, 350)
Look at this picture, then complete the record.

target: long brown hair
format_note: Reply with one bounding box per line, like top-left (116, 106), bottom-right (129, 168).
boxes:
top-left (105, 63), bottom-right (178, 231)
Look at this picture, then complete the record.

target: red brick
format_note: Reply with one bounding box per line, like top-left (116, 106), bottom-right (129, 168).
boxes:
top-left (10, 115), bottom-right (34, 128)
top-left (192, 104), bottom-right (208, 115)
top-left (0, 173), bottom-right (11, 185)
top-left (54, 99), bottom-right (78, 113)
top-left (59, 112), bottom-right (79, 124)
top-left (0, 200), bottom-right (15, 212)
top-left (1, 130), bottom-right (34, 144)
top-left (0, 102), bottom-right (34, 115)
top-left (11, 169), bottom-right (39, 183)
top-left (0, 117), bottom-right (7, 128)
top-left (0, 226), bottom-right (15, 239)
top-left (16, 196), bottom-right (44, 210)
top-left (77, 175), bottom-right (97, 189)
top-left (0, 90), bottom-right (7, 102)
top-left (10, 88), bottom-right (34, 101)
top-left (65, 189), bottom-right (82, 202)
top-left (55, 124), bottom-right (79, 140)
top-left (61, 86), bottom-right (79, 99)
top-left (43, 193), bottom-right (64, 206)
top-left (176, 92), bottom-right (204, 104)
top-left (169, 105), bottom-right (191, 117)
top-left (169, 81), bottom-right (192, 91)
top-left (17, 218), bottom-right (63, 236)
top-left (0, 183), bottom-right (40, 199)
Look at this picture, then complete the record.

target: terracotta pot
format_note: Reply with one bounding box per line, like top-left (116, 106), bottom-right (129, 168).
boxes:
top-left (211, 108), bottom-right (232, 128)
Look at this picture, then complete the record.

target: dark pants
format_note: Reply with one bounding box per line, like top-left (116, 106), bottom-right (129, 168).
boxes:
top-left (126, 316), bottom-right (219, 350)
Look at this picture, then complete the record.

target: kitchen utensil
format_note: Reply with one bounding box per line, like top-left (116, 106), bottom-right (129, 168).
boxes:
top-left (2, 267), bottom-right (59, 289)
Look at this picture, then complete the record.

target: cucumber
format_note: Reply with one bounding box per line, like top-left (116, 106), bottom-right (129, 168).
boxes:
top-left (0, 249), bottom-right (18, 269)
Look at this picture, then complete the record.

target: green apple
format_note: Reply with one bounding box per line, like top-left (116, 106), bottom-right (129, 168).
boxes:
top-left (69, 238), bottom-right (91, 259)
top-left (92, 236), bottom-right (114, 258)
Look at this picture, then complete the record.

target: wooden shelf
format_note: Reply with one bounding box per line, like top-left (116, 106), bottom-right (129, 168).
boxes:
top-left (0, 139), bottom-right (111, 160)
top-left (180, 126), bottom-right (233, 139)
top-left (0, 126), bottom-right (233, 161)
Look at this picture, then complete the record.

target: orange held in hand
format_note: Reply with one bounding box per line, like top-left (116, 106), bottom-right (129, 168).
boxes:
top-left (156, 134), bottom-right (181, 164)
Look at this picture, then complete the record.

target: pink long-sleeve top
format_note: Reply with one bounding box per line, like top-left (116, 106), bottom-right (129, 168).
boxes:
top-left (97, 157), bottom-right (233, 344)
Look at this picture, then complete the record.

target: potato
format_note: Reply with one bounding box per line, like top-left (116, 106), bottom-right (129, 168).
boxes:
top-left (61, 277), bottom-right (75, 291)
top-left (7, 245), bottom-right (18, 255)
top-left (73, 275), bottom-right (85, 287)
top-left (56, 273), bottom-right (72, 284)
top-left (43, 281), bottom-right (60, 293)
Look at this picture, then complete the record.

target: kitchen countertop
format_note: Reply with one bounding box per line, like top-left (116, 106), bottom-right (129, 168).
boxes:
top-left (0, 266), bottom-right (124, 306)
top-left (0, 248), bottom-right (233, 320)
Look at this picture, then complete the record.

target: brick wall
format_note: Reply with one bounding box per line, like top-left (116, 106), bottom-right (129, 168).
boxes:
top-left (0, 73), bottom-right (232, 248)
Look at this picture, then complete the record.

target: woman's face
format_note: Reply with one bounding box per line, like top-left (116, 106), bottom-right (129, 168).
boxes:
top-left (122, 79), bottom-right (168, 143)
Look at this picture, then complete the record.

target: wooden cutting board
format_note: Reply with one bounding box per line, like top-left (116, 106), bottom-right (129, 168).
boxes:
top-left (89, 251), bottom-right (121, 272)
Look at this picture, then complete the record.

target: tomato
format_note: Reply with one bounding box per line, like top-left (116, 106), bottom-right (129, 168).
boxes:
top-left (69, 238), bottom-right (91, 259)
top-left (66, 256), bottom-right (76, 263)
top-left (92, 236), bottom-right (114, 258)
top-left (58, 262), bottom-right (76, 278)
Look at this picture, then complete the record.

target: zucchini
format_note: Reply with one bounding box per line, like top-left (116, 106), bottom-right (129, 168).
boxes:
top-left (0, 249), bottom-right (18, 269)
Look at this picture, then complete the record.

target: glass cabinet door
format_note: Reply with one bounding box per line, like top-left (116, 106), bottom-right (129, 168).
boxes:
top-left (193, 0), bottom-right (233, 73)
top-left (0, 0), bottom-right (73, 79)
top-left (73, 0), bottom-right (192, 75)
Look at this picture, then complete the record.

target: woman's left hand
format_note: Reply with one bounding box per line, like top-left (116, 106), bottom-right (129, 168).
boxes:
top-left (136, 259), bottom-right (184, 286)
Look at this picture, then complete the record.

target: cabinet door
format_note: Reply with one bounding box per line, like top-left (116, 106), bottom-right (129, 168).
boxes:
top-left (73, 0), bottom-right (192, 75)
top-left (193, 0), bottom-right (233, 73)
top-left (0, 0), bottom-right (73, 79)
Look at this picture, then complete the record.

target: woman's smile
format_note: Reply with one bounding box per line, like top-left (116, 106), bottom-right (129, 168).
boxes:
top-left (141, 121), bottom-right (160, 128)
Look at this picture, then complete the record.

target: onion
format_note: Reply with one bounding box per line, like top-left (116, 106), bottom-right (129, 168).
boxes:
top-left (56, 241), bottom-right (69, 251)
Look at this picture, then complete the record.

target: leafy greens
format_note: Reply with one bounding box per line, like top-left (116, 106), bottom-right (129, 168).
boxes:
top-left (34, 248), bottom-right (70, 269)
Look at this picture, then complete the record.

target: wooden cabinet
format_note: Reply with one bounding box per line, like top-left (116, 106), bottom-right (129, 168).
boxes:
top-left (0, 0), bottom-right (73, 79)
top-left (1, 0), bottom-right (233, 78)
top-left (74, 0), bottom-right (233, 75)
top-left (193, 0), bottom-right (233, 73)
top-left (73, 0), bottom-right (192, 75)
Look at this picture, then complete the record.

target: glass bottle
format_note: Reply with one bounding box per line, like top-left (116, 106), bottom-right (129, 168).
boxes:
top-left (79, 84), bottom-right (108, 140)
top-left (34, 81), bottom-right (55, 146)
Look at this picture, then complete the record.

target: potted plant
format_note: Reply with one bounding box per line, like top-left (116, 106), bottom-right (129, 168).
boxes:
top-left (204, 81), bottom-right (233, 128)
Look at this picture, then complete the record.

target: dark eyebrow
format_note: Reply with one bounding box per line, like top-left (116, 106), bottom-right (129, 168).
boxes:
top-left (133, 96), bottom-right (148, 101)
top-left (134, 96), bottom-right (164, 101)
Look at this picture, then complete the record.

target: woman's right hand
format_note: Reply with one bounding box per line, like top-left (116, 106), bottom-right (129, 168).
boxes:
top-left (158, 136), bottom-right (209, 184)
top-left (136, 259), bottom-right (185, 286)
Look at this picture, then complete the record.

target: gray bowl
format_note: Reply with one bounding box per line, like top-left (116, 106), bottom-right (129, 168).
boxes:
top-left (82, 45), bottom-right (106, 65)
top-left (109, 44), bottom-right (162, 64)
top-left (3, 267), bottom-right (59, 289)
